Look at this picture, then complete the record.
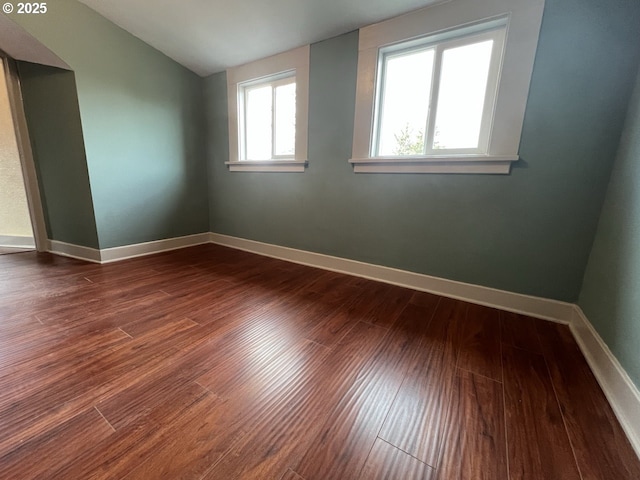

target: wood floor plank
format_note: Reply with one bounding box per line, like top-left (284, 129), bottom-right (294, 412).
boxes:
top-left (537, 321), bottom-right (640, 480)
top-left (0, 407), bottom-right (114, 479)
top-left (500, 311), bottom-right (543, 354)
top-left (358, 438), bottom-right (434, 480)
top-left (304, 307), bottom-right (358, 347)
top-left (0, 318), bottom-right (190, 454)
top-left (409, 290), bottom-right (441, 309)
top-left (362, 283), bottom-right (414, 329)
top-left (118, 395), bottom-right (243, 480)
top-left (294, 298), bottom-right (439, 480)
top-left (45, 382), bottom-right (216, 480)
top-left (502, 344), bottom-right (581, 480)
top-left (202, 322), bottom-right (390, 480)
top-left (133, 340), bottom-right (333, 480)
top-left (435, 369), bottom-right (507, 480)
top-left (279, 469), bottom-right (306, 480)
top-left (0, 246), bottom-right (638, 479)
top-left (378, 297), bottom-right (466, 466)
top-left (457, 304), bottom-right (502, 381)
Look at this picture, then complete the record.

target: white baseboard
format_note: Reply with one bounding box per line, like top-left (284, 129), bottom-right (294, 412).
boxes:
top-left (47, 239), bottom-right (101, 263)
top-left (99, 233), bottom-right (210, 263)
top-left (570, 306), bottom-right (640, 458)
top-left (0, 235), bottom-right (35, 248)
top-left (208, 232), bottom-right (573, 324)
top-left (47, 233), bottom-right (210, 264)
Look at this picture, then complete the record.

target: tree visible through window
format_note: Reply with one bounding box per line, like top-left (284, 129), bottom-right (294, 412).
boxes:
top-left (374, 22), bottom-right (506, 157)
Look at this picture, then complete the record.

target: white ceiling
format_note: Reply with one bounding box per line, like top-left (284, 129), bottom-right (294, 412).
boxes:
top-left (77, 0), bottom-right (440, 77)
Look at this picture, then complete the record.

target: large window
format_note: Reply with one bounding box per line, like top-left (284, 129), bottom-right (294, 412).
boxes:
top-left (350, 0), bottom-right (545, 174)
top-left (374, 21), bottom-right (505, 157)
top-left (226, 46), bottom-right (309, 172)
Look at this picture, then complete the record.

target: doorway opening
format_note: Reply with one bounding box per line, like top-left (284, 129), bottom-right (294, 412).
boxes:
top-left (0, 53), bottom-right (46, 255)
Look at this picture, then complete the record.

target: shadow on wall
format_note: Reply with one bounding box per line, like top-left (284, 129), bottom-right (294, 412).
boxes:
top-left (17, 62), bottom-right (99, 248)
top-left (73, 70), bottom-right (209, 248)
top-left (0, 60), bottom-right (33, 246)
top-left (578, 68), bottom-right (640, 388)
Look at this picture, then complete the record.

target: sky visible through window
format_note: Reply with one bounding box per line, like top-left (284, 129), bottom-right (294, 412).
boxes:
top-left (274, 83), bottom-right (296, 156)
top-left (377, 39), bottom-right (494, 156)
top-left (245, 81), bottom-right (296, 160)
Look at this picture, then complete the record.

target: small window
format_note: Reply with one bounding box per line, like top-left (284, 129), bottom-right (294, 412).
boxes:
top-left (226, 46), bottom-right (309, 172)
top-left (350, 0), bottom-right (545, 174)
top-left (239, 74), bottom-right (297, 161)
top-left (374, 22), bottom-right (505, 157)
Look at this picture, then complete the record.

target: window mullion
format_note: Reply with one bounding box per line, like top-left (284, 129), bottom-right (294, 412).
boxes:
top-left (372, 54), bottom-right (387, 157)
top-left (424, 45), bottom-right (443, 155)
top-left (477, 29), bottom-right (506, 154)
top-left (242, 87), bottom-right (248, 160)
top-left (271, 84), bottom-right (277, 160)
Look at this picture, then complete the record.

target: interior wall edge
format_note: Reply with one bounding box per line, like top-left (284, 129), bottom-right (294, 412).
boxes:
top-left (570, 305), bottom-right (640, 460)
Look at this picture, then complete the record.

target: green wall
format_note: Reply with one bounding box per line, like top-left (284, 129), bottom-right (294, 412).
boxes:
top-left (579, 69), bottom-right (640, 388)
top-left (205, 0), bottom-right (640, 302)
top-left (18, 63), bottom-right (99, 248)
top-left (9, 0), bottom-right (208, 248)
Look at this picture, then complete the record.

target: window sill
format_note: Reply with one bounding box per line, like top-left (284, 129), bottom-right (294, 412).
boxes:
top-left (348, 155), bottom-right (518, 174)
top-left (225, 160), bottom-right (308, 172)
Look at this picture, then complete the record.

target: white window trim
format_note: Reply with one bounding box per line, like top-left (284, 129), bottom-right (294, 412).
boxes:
top-left (226, 45), bottom-right (310, 173)
top-left (350, 0), bottom-right (545, 174)
top-left (239, 73), bottom-right (296, 161)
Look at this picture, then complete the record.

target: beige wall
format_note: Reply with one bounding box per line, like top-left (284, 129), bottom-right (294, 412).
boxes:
top-left (0, 63), bottom-right (32, 238)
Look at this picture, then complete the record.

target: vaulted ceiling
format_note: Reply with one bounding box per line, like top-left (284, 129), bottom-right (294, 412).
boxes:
top-left (77, 0), bottom-right (439, 76)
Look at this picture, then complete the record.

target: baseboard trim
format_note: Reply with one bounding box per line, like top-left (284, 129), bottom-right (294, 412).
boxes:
top-left (47, 233), bottom-right (210, 264)
top-left (99, 233), bottom-right (211, 263)
top-left (47, 239), bottom-right (101, 263)
top-left (208, 232), bottom-right (573, 324)
top-left (0, 235), bottom-right (35, 248)
top-left (570, 306), bottom-right (640, 458)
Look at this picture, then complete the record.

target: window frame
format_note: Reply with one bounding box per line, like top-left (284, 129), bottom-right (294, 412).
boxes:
top-left (373, 23), bottom-right (506, 158)
top-left (238, 72), bottom-right (296, 161)
top-left (226, 45), bottom-right (309, 172)
top-left (349, 0), bottom-right (545, 174)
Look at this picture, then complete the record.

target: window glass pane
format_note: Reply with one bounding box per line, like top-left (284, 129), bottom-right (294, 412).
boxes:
top-left (377, 49), bottom-right (434, 156)
top-left (245, 85), bottom-right (272, 160)
top-left (433, 40), bottom-right (493, 150)
top-left (274, 82), bottom-right (296, 156)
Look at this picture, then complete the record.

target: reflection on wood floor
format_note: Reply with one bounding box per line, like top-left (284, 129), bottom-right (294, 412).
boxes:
top-left (0, 244), bottom-right (638, 479)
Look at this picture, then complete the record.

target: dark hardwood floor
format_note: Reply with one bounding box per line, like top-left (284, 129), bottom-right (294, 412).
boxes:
top-left (0, 244), bottom-right (638, 479)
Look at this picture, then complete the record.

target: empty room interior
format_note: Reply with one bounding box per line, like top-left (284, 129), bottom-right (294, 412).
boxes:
top-left (1, 0), bottom-right (640, 478)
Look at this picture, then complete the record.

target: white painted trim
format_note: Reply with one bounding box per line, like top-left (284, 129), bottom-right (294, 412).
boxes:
top-left (46, 233), bottom-right (210, 264)
top-left (570, 306), bottom-right (640, 459)
top-left (350, 154), bottom-right (519, 164)
top-left (349, 158), bottom-right (513, 174)
top-left (225, 160), bottom-right (307, 173)
top-left (3, 57), bottom-right (48, 251)
top-left (208, 232), bottom-right (573, 323)
top-left (99, 233), bottom-right (210, 263)
top-left (0, 235), bottom-right (35, 248)
top-left (47, 240), bottom-right (101, 263)
top-left (227, 45), bottom-right (310, 168)
top-left (351, 0), bottom-right (545, 174)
